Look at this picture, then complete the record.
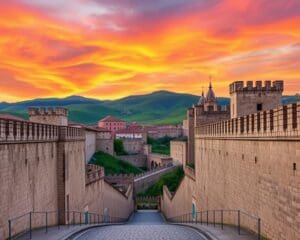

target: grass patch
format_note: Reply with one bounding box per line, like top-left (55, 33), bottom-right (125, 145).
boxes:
top-left (138, 167), bottom-right (184, 197)
top-left (147, 136), bottom-right (174, 155)
top-left (91, 151), bottom-right (143, 175)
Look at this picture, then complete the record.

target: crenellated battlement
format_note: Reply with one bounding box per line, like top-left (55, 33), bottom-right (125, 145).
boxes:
top-left (28, 107), bottom-right (68, 116)
top-left (105, 174), bottom-right (134, 182)
top-left (229, 80), bottom-right (284, 94)
top-left (196, 102), bottom-right (300, 138)
top-left (28, 107), bottom-right (69, 126)
top-left (85, 164), bottom-right (105, 185)
top-left (0, 117), bottom-right (84, 143)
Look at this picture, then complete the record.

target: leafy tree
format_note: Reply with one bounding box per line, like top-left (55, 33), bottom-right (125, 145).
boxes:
top-left (114, 139), bottom-right (127, 155)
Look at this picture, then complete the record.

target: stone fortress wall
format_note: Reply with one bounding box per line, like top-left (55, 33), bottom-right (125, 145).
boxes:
top-left (170, 140), bottom-right (187, 166)
top-left (194, 102), bottom-right (300, 240)
top-left (161, 166), bottom-right (196, 218)
top-left (122, 138), bottom-right (145, 154)
top-left (85, 130), bottom-right (97, 162)
top-left (160, 81), bottom-right (300, 240)
top-left (117, 154), bottom-right (147, 168)
top-left (96, 138), bottom-right (114, 155)
top-left (134, 165), bottom-right (177, 193)
top-left (0, 109), bottom-right (134, 239)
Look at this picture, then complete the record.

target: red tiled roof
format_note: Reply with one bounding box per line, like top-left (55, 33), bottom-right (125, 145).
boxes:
top-left (115, 126), bottom-right (145, 134)
top-left (95, 126), bottom-right (111, 132)
top-left (0, 113), bottom-right (26, 121)
top-left (99, 115), bottom-right (125, 123)
top-left (68, 121), bottom-right (111, 133)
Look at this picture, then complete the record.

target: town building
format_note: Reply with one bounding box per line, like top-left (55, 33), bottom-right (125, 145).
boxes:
top-left (98, 115), bottom-right (126, 135)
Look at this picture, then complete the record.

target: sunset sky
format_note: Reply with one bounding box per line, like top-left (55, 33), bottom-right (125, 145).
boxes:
top-left (0, 0), bottom-right (300, 102)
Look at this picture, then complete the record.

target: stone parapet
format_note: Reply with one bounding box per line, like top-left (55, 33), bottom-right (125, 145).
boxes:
top-left (196, 102), bottom-right (300, 139)
top-left (28, 107), bottom-right (68, 116)
top-left (59, 126), bottom-right (85, 141)
top-left (0, 118), bottom-right (59, 142)
top-left (229, 80), bottom-right (284, 94)
top-left (0, 118), bottom-right (85, 143)
top-left (184, 166), bottom-right (195, 181)
top-left (85, 164), bottom-right (105, 185)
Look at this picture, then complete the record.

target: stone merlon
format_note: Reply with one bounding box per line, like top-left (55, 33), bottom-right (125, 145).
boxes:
top-left (229, 80), bottom-right (284, 94)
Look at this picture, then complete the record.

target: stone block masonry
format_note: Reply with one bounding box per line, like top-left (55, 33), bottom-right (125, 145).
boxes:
top-left (0, 116), bottom-right (134, 239)
top-left (170, 140), bottom-right (187, 166)
top-left (117, 154), bottom-right (147, 167)
top-left (229, 80), bottom-right (283, 119)
top-left (194, 102), bottom-right (300, 240)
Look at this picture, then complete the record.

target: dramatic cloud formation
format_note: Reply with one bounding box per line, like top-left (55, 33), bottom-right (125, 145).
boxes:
top-left (0, 0), bottom-right (299, 101)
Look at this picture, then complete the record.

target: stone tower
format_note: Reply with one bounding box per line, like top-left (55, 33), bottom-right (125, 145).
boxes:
top-left (187, 83), bottom-right (230, 165)
top-left (203, 82), bottom-right (218, 111)
top-left (28, 107), bottom-right (68, 126)
top-left (229, 80), bottom-right (283, 119)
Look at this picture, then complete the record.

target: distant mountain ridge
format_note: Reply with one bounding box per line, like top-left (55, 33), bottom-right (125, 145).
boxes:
top-left (0, 91), bottom-right (299, 125)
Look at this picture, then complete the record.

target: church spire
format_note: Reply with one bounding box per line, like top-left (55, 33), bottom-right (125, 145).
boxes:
top-left (198, 86), bottom-right (205, 105)
top-left (206, 76), bottom-right (216, 102)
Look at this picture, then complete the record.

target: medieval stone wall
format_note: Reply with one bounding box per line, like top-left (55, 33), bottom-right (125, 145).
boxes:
top-left (170, 140), bottom-right (187, 166)
top-left (63, 140), bottom-right (87, 217)
top-left (0, 117), bottom-right (134, 239)
top-left (134, 166), bottom-right (177, 193)
top-left (122, 139), bottom-right (144, 154)
top-left (148, 153), bottom-right (173, 169)
top-left (161, 174), bottom-right (196, 219)
top-left (85, 130), bottom-right (96, 163)
top-left (0, 141), bottom-right (58, 238)
top-left (194, 138), bottom-right (299, 240)
top-left (194, 102), bottom-right (300, 240)
top-left (103, 182), bottom-right (134, 219)
top-left (96, 139), bottom-right (114, 155)
top-left (117, 154), bottom-right (147, 167)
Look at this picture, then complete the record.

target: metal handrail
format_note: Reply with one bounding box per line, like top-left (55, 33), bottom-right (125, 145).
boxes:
top-left (8, 210), bottom-right (129, 240)
top-left (167, 209), bottom-right (261, 240)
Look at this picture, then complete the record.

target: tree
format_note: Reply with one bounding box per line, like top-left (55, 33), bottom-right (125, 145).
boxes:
top-left (114, 139), bottom-right (127, 155)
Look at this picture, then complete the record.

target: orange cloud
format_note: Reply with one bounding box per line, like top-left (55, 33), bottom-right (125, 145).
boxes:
top-left (0, 0), bottom-right (299, 101)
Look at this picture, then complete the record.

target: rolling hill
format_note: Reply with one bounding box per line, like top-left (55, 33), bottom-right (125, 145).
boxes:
top-left (0, 91), bottom-right (299, 125)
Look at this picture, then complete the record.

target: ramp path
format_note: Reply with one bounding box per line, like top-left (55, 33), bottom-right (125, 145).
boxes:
top-left (72, 210), bottom-right (207, 240)
top-left (15, 211), bottom-right (257, 240)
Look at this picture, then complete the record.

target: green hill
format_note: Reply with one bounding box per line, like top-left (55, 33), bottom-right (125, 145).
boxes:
top-left (0, 91), bottom-right (299, 125)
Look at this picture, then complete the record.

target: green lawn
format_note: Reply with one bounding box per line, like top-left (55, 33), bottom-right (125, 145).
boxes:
top-left (91, 151), bottom-right (143, 175)
top-left (138, 167), bottom-right (184, 196)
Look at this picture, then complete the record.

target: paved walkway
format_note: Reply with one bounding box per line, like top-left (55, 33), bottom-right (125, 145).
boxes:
top-left (72, 210), bottom-right (207, 240)
top-left (177, 223), bottom-right (257, 240)
top-left (16, 211), bottom-right (257, 240)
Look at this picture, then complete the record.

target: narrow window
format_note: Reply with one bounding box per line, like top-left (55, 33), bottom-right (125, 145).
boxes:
top-left (66, 195), bottom-right (70, 222)
top-left (283, 106), bottom-right (288, 130)
top-left (257, 103), bottom-right (263, 112)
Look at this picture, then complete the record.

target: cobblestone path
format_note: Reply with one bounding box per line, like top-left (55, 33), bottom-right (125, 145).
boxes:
top-left (73, 210), bottom-right (207, 240)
